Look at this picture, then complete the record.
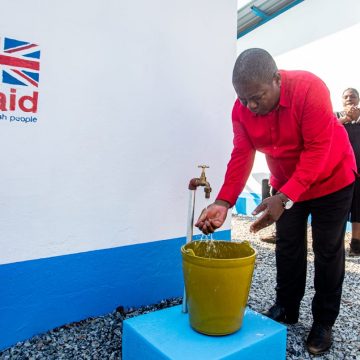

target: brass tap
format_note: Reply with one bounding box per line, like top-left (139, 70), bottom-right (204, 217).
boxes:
top-left (198, 165), bottom-right (208, 184)
top-left (188, 165), bottom-right (212, 198)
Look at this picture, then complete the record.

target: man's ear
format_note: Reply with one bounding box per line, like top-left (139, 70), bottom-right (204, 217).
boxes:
top-left (274, 71), bottom-right (281, 87)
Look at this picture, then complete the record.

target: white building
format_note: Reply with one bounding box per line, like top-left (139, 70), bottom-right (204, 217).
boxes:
top-left (0, 0), bottom-right (359, 349)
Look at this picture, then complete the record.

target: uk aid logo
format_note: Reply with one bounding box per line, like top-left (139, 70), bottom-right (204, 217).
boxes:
top-left (0, 37), bottom-right (40, 124)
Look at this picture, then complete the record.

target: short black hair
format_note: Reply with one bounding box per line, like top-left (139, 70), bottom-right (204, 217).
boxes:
top-left (232, 48), bottom-right (278, 90)
top-left (342, 88), bottom-right (359, 98)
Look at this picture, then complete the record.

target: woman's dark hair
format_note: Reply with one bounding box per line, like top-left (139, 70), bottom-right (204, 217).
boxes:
top-left (342, 88), bottom-right (359, 98)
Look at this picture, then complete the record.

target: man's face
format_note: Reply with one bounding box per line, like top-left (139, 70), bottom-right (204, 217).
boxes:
top-left (235, 75), bottom-right (281, 115)
top-left (342, 90), bottom-right (359, 108)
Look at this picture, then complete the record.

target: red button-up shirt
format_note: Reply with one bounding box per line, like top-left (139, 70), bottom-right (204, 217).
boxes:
top-left (217, 70), bottom-right (356, 206)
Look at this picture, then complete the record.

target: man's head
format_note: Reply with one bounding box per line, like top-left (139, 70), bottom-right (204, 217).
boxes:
top-left (342, 88), bottom-right (359, 108)
top-left (233, 48), bottom-right (281, 115)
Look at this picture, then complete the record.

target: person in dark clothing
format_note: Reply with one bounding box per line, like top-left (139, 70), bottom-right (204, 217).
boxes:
top-left (260, 178), bottom-right (277, 244)
top-left (195, 49), bottom-right (356, 355)
top-left (335, 88), bottom-right (360, 256)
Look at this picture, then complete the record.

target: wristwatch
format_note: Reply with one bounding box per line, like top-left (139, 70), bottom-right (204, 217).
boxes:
top-left (277, 192), bottom-right (294, 210)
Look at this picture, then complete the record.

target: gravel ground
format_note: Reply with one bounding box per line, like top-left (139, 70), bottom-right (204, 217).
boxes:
top-left (232, 215), bottom-right (360, 360)
top-left (1, 215), bottom-right (359, 359)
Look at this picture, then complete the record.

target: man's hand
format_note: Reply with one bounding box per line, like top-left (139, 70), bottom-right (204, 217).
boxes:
top-left (250, 194), bottom-right (285, 233)
top-left (195, 200), bottom-right (229, 235)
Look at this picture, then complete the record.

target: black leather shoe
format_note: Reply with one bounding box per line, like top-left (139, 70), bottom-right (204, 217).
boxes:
top-left (306, 322), bottom-right (332, 355)
top-left (262, 303), bottom-right (298, 324)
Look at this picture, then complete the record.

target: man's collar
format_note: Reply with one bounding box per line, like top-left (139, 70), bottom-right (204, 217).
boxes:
top-left (278, 70), bottom-right (290, 108)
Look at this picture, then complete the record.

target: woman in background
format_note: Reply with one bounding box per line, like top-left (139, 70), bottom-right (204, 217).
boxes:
top-left (336, 88), bottom-right (360, 256)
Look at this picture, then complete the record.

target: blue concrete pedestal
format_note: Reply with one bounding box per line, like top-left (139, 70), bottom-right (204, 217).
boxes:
top-left (123, 305), bottom-right (286, 360)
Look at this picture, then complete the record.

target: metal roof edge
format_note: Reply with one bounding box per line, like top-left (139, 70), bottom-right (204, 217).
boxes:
top-left (237, 0), bottom-right (305, 39)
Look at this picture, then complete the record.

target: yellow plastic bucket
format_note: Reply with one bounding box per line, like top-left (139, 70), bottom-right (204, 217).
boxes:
top-left (181, 240), bottom-right (256, 336)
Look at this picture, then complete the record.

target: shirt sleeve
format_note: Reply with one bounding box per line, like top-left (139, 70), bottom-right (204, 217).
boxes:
top-left (216, 102), bottom-right (256, 207)
top-left (279, 78), bottom-right (335, 201)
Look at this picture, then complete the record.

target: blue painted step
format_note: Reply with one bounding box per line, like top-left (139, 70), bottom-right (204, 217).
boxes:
top-left (123, 305), bottom-right (286, 360)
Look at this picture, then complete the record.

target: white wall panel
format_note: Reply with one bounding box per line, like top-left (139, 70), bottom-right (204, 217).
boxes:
top-left (0, 0), bottom-right (237, 264)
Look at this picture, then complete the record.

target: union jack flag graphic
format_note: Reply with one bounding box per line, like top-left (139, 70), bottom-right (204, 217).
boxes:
top-left (0, 37), bottom-right (40, 88)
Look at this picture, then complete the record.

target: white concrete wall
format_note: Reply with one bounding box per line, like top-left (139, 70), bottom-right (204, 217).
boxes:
top-left (237, 0), bottom-right (360, 195)
top-left (276, 23), bottom-right (360, 111)
top-left (0, 0), bottom-right (237, 264)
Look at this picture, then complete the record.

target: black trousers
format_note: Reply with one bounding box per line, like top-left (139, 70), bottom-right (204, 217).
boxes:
top-left (275, 183), bottom-right (354, 326)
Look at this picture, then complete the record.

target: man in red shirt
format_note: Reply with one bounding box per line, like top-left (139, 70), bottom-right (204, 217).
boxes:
top-left (195, 48), bottom-right (356, 355)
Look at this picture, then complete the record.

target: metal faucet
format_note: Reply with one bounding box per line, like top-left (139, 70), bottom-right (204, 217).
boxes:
top-left (188, 165), bottom-right (212, 198)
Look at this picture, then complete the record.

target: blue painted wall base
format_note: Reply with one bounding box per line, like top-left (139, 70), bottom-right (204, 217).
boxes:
top-left (0, 230), bottom-right (230, 351)
top-left (123, 305), bottom-right (287, 360)
top-left (234, 192), bottom-right (261, 216)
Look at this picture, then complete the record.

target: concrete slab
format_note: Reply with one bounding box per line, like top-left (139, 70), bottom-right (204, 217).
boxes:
top-left (122, 305), bottom-right (287, 360)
